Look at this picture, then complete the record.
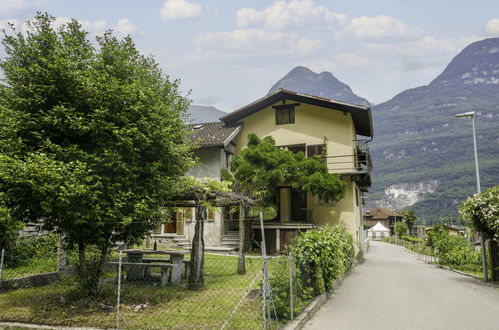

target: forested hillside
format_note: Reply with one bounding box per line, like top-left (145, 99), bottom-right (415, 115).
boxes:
top-left (368, 37), bottom-right (499, 223)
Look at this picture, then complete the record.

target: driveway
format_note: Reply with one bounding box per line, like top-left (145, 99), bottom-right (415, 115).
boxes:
top-left (303, 240), bottom-right (499, 330)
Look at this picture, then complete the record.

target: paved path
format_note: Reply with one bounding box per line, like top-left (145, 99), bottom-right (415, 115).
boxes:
top-left (303, 240), bottom-right (499, 330)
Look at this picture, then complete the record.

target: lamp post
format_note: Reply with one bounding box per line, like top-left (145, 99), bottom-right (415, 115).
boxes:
top-left (455, 111), bottom-right (488, 281)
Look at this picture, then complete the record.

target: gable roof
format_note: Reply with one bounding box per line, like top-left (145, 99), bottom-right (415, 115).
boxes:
top-left (220, 89), bottom-right (373, 137)
top-left (190, 122), bottom-right (241, 148)
top-left (368, 221), bottom-right (390, 232)
top-left (365, 208), bottom-right (403, 219)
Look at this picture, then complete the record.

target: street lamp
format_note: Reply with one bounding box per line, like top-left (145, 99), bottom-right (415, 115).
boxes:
top-left (455, 111), bottom-right (488, 281)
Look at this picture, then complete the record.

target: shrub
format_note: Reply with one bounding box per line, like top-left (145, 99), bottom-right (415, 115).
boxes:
top-left (5, 234), bottom-right (58, 268)
top-left (268, 258), bottom-right (313, 320)
top-left (426, 225), bottom-right (481, 271)
top-left (401, 235), bottom-right (423, 243)
top-left (293, 224), bottom-right (354, 294)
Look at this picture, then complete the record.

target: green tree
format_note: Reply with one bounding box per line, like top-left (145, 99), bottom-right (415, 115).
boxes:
top-left (395, 222), bottom-right (408, 237)
top-left (459, 185), bottom-right (499, 240)
top-left (223, 134), bottom-right (347, 273)
top-left (0, 199), bottom-right (24, 251)
top-left (403, 210), bottom-right (417, 235)
top-left (0, 14), bottom-right (193, 295)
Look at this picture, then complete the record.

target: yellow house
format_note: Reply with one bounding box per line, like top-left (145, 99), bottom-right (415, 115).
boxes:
top-left (221, 89), bottom-right (373, 254)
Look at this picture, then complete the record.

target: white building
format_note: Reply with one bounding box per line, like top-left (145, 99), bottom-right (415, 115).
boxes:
top-left (368, 222), bottom-right (390, 240)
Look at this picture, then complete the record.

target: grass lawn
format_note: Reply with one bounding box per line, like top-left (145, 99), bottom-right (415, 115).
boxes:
top-left (2, 258), bottom-right (57, 280)
top-left (0, 254), bottom-right (272, 329)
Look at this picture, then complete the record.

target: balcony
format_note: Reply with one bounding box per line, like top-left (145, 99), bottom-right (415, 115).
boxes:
top-left (322, 139), bottom-right (373, 191)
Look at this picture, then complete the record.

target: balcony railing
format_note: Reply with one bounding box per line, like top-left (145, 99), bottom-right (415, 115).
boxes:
top-left (323, 153), bottom-right (372, 175)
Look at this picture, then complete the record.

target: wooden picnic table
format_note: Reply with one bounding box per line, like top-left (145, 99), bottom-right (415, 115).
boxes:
top-left (121, 249), bottom-right (190, 284)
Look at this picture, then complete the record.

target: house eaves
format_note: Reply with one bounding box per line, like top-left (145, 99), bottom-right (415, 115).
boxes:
top-left (220, 89), bottom-right (373, 137)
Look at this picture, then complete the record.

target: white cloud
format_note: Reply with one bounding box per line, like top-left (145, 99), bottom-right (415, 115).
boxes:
top-left (113, 18), bottom-right (143, 38)
top-left (365, 35), bottom-right (482, 57)
top-left (236, 0), bottom-right (347, 29)
top-left (18, 17), bottom-right (141, 39)
top-left (159, 0), bottom-right (202, 21)
top-left (486, 18), bottom-right (499, 35)
top-left (49, 17), bottom-right (107, 36)
top-left (0, 0), bottom-right (45, 16)
top-left (196, 28), bottom-right (322, 55)
top-left (337, 15), bottom-right (423, 40)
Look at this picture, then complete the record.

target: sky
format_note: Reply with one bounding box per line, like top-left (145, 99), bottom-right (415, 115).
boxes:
top-left (1, 0), bottom-right (499, 111)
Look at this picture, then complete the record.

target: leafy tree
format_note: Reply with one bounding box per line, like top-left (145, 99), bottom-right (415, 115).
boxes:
top-left (0, 14), bottom-right (193, 295)
top-left (223, 134), bottom-right (347, 273)
top-left (459, 185), bottom-right (499, 240)
top-left (395, 222), bottom-right (408, 237)
top-left (403, 210), bottom-right (417, 235)
top-left (0, 199), bottom-right (24, 251)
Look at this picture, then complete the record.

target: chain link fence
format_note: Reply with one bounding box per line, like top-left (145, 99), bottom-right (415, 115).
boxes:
top-left (0, 239), bottom-right (319, 329)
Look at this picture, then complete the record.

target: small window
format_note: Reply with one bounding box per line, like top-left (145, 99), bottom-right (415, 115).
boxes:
top-left (176, 208), bottom-right (193, 221)
top-left (306, 144), bottom-right (324, 158)
top-left (153, 223), bottom-right (162, 234)
top-left (207, 209), bottom-right (215, 222)
top-left (279, 144), bottom-right (305, 155)
top-left (276, 107), bottom-right (295, 125)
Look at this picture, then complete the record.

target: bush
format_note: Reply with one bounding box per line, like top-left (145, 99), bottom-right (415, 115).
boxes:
top-left (293, 224), bottom-right (354, 294)
top-left (5, 234), bottom-right (58, 268)
top-left (401, 235), bottom-right (423, 243)
top-left (426, 225), bottom-right (481, 271)
top-left (268, 258), bottom-right (313, 320)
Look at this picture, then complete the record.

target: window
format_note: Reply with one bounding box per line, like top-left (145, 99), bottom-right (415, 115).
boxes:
top-left (176, 208), bottom-right (193, 221)
top-left (276, 106), bottom-right (295, 125)
top-left (207, 209), bottom-right (216, 222)
top-left (273, 103), bottom-right (300, 125)
top-left (153, 223), bottom-right (162, 234)
top-left (279, 144), bottom-right (305, 155)
top-left (306, 144), bottom-right (324, 158)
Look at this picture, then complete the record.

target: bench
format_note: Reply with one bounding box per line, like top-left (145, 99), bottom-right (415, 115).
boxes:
top-left (142, 258), bottom-right (191, 279)
top-left (108, 261), bottom-right (173, 285)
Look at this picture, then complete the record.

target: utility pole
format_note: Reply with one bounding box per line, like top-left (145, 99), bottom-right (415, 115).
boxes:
top-left (455, 111), bottom-right (488, 281)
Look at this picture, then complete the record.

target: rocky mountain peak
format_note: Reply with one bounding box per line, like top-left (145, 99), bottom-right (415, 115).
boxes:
top-left (430, 37), bottom-right (499, 88)
top-left (268, 66), bottom-right (371, 107)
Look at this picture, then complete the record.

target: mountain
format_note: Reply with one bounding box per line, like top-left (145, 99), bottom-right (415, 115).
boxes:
top-left (268, 66), bottom-right (371, 107)
top-left (367, 37), bottom-right (499, 223)
top-left (187, 105), bottom-right (227, 124)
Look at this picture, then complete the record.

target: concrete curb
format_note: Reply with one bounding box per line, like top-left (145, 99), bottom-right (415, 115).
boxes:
top-left (282, 264), bottom-right (354, 330)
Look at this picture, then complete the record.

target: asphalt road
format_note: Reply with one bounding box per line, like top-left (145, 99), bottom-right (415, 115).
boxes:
top-left (303, 240), bottom-right (499, 330)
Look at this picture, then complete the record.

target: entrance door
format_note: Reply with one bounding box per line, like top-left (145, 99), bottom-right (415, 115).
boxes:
top-left (290, 189), bottom-right (307, 221)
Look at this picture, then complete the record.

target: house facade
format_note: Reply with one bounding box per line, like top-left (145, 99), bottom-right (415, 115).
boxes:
top-left (221, 89), bottom-right (373, 254)
top-left (151, 122), bottom-right (243, 252)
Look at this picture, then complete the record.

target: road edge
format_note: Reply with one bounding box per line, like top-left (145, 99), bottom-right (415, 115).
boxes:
top-left (282, 263), bottom-right (355, 330)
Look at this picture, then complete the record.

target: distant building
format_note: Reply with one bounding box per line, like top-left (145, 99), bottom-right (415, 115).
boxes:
top-left (367, 222), bottom-right (390, 240)
top-left (426, 225), bottom-right (465, 237)
top-left (364, 207), bottom-right (403, 236)
top-left (410, 225), bottom-right (427, 239)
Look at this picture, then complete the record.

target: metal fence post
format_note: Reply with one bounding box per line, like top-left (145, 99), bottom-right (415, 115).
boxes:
top-left (116, 251), bottom-right (123, 330)
top-left (289, 253), bottom-right (294, 320)
top-left (0, 248), bottom-right (5, 288)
